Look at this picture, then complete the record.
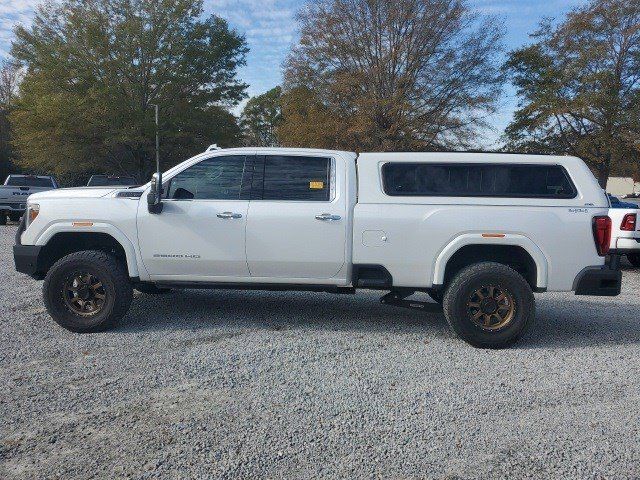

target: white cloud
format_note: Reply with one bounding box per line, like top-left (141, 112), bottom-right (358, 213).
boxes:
top-left (0, 0), bottom-right (40, 57)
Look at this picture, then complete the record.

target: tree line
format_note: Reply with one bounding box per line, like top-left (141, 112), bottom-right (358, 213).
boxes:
top-left (0, 0), bottom-right (638, 187)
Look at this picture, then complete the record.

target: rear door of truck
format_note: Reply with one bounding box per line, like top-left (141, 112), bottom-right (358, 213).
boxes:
top-left (245, 152), bottom-right (350, 280)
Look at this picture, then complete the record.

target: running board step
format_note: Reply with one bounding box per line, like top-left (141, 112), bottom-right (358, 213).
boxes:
top-left (379, 291), bottom-right (442, 312)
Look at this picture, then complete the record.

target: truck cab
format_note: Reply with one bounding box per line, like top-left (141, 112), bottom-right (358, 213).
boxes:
top-left (13, 148), bottom-right (621, 348)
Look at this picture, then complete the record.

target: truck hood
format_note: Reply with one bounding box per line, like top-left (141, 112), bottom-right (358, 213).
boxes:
top-left (27, 187), bottom-right (118, 201)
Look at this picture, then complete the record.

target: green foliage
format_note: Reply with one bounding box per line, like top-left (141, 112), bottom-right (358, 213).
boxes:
top-left (240, 86), bottom-right (282, 147)
top-left (10, 0), bottom-right (248, 181)
top-left (504, 0), bottom-right (640, 186)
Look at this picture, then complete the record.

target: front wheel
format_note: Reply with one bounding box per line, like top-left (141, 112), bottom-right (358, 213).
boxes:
top-left (627, 253), bottom-right (640, 267)
top-left (43, 250), bottom-right (133, 333)
top-left (442, 262), bottom-right (535, 349)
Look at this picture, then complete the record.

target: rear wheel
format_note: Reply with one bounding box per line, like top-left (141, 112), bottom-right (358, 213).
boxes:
top-left (43, 250), bottom-right (133, 333)
top-left (442, 262), bottom-right (535, 349)
top-left (627, 253), bottom-right (640, 267)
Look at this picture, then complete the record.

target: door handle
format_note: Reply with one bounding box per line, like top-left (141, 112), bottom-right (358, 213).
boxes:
top-left (315, 213), bottom-right (341, 221)
top-left (217, 212), bottom-right (243, 219)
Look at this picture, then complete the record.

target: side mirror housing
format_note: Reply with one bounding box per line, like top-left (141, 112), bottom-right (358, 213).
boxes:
top-left (147, 173), bottom-right (163, 214)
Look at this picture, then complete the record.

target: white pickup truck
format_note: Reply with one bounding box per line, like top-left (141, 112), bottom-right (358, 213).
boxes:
top-left (0, 174), bottom-right (59, 224)
top-left (13, 148), bottom-right (621, 348)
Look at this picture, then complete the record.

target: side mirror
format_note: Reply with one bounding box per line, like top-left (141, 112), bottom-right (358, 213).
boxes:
top-left (147, 173), bottom-right (163, 214)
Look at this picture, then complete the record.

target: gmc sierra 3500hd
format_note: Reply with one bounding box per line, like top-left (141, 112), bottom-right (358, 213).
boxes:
top-left (13, 148), bottom-right (621, 348)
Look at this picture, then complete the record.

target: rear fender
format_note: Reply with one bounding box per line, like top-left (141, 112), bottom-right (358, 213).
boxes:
top-left (433, 233), bottom-right (549, 289)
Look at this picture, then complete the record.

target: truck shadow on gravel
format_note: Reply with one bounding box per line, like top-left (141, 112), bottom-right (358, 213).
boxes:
top-left (117, 290), bottom-right (639, 349)
top-left (120, 289), bottom-right (450, 336)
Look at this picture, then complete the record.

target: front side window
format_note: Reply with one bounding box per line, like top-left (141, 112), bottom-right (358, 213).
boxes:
top-left (261, 155), bottom-right (331, 201)
top-left (166, 155), bottom-right (245, 200)
top-left (382, 163), bottom-right (577, 199)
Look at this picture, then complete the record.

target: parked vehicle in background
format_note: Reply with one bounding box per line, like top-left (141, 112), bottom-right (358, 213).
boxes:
top-left (608, 193), bottom-right (640, 209)
top-left (608, 196), bottom-right (640, 267)
top-left (14, 149), bottom-right (621, 348)
top-left (87, 175), bottom-right (137, 187)
top-left (0, 175), bottom-right (59, 225)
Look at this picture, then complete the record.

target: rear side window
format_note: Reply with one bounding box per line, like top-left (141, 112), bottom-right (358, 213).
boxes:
top-left (261, 155), bottom-right (331, 201)
top-left (382, 163), bottom-right (577, 199)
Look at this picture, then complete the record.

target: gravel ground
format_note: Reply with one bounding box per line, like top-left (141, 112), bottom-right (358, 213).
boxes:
top-left (1, 224), bottom-right (639, 479)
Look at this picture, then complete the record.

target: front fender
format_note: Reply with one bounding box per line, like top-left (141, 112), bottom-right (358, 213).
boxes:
top-left (34, 222), bottom-right (141, 278)
top-left (432, 233), bottom-right (549, 289)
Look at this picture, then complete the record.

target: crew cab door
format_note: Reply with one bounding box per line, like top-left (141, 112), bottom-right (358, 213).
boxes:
top-left (245, 154), bottom-right (347, 279)
top-left (137, 154), bottom-right (252, 280)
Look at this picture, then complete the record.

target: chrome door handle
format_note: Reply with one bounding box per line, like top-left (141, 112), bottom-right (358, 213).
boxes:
top-left (217, 212), bottom-right (242, 219)
top-left (315, 213), bottom-right (341, 221)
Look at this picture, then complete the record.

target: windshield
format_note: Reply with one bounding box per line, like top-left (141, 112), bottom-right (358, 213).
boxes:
top-left (88, 176), bottom-right (137, 186)
top-left (5, 176), bottom-right (55, 187)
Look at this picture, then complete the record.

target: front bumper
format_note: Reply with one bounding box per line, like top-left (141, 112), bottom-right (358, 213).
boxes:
top-left (13, 244), bottom-right (44, 278)
top-left (574, 257), bottom-right (622, 296)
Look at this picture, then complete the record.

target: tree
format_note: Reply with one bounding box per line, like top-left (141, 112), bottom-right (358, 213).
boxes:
top-left (280, 0), bottom-right (504, 151)
top-left (10, 0), bottom-right (248, 182)
top-left (240, 86), bottom-right (282, 146)
top-left (277, 86), bottom-right (341, 149)
top-left (504, 0), bottom-right (640, 187)
top-left (0, 60), bottom-right (20, 181)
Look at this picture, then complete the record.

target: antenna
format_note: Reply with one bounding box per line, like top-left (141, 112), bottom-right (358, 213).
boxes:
top-left (152, 104), bottom-right (161, 187)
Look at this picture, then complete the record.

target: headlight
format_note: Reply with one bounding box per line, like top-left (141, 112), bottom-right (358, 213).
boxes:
top-left (26, 203), bottom-right (40, 227)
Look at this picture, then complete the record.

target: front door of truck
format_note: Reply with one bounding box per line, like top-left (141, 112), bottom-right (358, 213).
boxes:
top-left (245, 154), bottom-right (347, 279)
top-left (137, 154), bottom-right (251, 281)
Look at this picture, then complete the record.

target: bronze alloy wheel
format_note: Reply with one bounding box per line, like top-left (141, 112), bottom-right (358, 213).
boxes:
top-left (466, 285), bottom-right (516, 331)
top-left (62, 271), bottom-right (107, 316)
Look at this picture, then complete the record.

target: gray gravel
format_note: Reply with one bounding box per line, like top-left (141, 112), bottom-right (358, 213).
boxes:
top-left (1, 224), bottom-right (639, 479)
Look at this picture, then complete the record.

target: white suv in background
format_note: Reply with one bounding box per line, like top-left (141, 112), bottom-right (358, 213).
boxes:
top-left (608, 195), bottom-right (640, 267)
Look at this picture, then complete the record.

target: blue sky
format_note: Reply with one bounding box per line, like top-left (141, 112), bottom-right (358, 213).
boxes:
top-left (0, 0), bottom-right (585, 147)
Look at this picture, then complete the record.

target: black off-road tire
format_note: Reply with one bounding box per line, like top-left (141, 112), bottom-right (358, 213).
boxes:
top-left (0, 213), bottom-right (6, 225)
top-left (442, 262), bottom-right (535, 349)
top-left (627, 253), bottom-right (640, 268)
top-left (43, 250), bottom-right (133, 333)
top-left (9, 213), bottom-right (21, 222)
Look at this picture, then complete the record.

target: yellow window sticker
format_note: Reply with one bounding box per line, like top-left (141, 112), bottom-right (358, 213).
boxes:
top-left (309, 181), bottom-right (324, 189)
